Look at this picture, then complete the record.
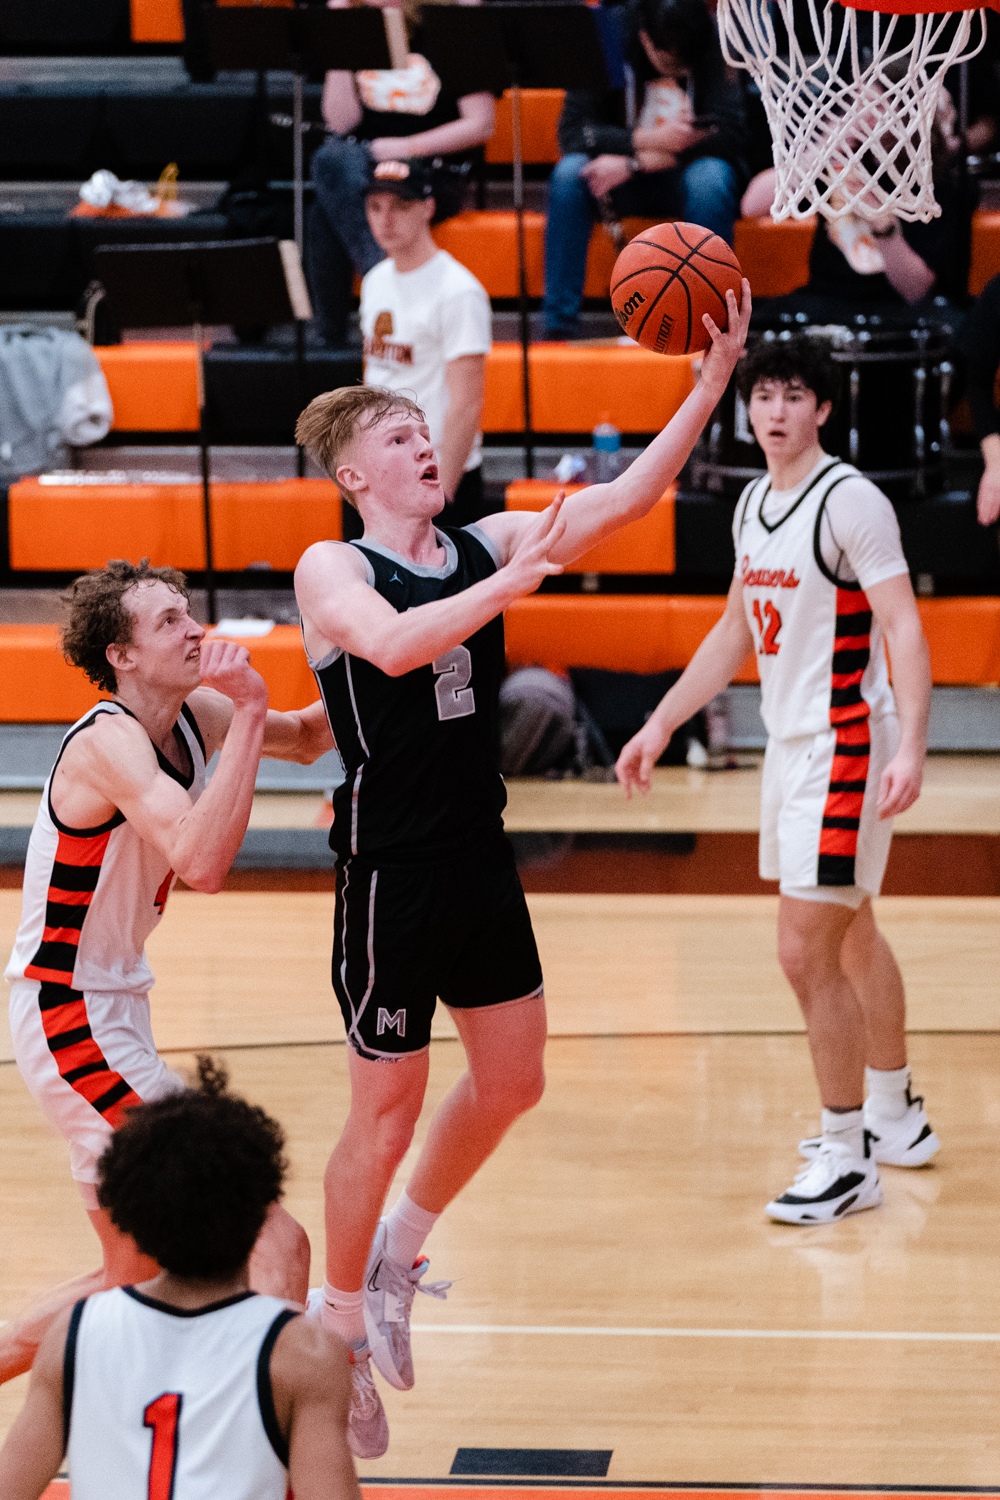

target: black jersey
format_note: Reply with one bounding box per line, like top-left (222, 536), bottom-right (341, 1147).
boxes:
top-left (308, 525), bottom-right (507, 864)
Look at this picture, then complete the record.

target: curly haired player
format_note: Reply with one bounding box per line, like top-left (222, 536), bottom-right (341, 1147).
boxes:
top-left (2, 560), bottom-right (334, 1382)
top-left (0, 1060), bottom-right (360, 1500)
top-left (617, 335), bottom-right (938, 1225)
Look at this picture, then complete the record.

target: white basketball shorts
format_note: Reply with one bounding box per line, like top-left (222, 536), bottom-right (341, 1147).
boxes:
top-left (759, 713), bottom-right (899, 907)
top-left (8, 980), bottom-right (185, 1209)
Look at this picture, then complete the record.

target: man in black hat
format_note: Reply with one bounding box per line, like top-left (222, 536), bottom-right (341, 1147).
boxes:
top-left (350, 157), bottom-right (492, 535)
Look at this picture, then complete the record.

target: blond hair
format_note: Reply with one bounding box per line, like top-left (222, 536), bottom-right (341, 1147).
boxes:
top-left (294, 386), bottom-right (426, 510)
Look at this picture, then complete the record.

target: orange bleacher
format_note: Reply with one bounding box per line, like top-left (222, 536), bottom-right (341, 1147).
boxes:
top-left (506, 479), bottom-right (676, 574)
top-left (3, 598), bottom-right (999, 723)
top-left (485, 90), bottom-right (564, 166)
top-left (8, 479), bottom-right (342, 573)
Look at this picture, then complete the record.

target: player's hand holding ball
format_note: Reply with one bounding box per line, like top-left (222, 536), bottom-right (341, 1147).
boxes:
top-left (199, 636), bottom-right (268, 712)
top-left (610, 221), bottom-right (751, 396)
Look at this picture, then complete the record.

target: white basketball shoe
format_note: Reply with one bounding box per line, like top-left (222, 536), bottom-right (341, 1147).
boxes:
top-left (767, 1137), bottom-right (883, 1224)
top-left (305, 1288), bottom-right (389, 1459)
top-left (363, 1218), bottom-right (452, 1391)
top-left (799, 1092), bottom-right (939, 1168)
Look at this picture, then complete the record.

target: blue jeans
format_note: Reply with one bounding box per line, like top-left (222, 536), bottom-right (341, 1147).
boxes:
top-left (542, 152), bottom-right (741, 335)
top-left (306, 136), bottom-right (385, 343)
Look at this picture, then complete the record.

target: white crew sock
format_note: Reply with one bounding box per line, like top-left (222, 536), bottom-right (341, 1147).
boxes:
top-left (821, 1107), bottom-right (865, 1160)
top-left (384, 1189), bottom-right (440, 1269)
top-left (865, 1063), bottom-right (911, 1122)
top-left (319, 1281), bottom-right (366, 1349)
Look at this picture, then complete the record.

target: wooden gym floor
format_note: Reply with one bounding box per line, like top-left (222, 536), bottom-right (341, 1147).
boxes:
top-left (1, 762), bottom-right (999, 1488)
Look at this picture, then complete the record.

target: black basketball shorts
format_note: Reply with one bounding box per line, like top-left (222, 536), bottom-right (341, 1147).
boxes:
top-left (331, 832), bottom-right (544, 1061)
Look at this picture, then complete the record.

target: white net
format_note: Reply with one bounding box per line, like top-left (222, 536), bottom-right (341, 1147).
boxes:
top-left (717, 0), bottom-right (985, 222)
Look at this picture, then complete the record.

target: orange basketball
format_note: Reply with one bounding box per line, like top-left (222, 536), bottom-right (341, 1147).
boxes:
top-left (610, 222), bottom-right (744, 356)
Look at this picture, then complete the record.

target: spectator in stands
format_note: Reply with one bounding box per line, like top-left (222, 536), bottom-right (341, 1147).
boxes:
top-left (960, 273), bottom-right (1000, 526)
top-left (742, 112), bottom-right (975, 327)
top-left (542, 0), bottom-right (747, 341)
top-left (306, 0), bottom-right (495, 346)
top-left (341, 157), bottom-right (492, 541)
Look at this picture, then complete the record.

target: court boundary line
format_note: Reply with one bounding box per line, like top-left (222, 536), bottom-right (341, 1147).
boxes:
top-left (354, 1483), bottom-right (1000, 1494)
top-left (409, 1325), bottom-right (1000, 1343)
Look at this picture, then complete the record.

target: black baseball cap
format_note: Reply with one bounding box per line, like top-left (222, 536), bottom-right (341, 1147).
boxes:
top-left (366, 157), bottom-right (436, 202)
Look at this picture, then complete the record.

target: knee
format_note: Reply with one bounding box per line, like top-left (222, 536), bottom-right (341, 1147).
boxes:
top-left (359, 1104), bottom-right (419, 1174)
top-left (549, 153), bottom-right (591, 202)
top-left (477, 1057), bottom-right (545, 1123)
top-left (776, 927), bottom-right (813, 997)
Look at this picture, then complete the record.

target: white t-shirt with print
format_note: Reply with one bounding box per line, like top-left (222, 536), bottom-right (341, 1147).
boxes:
top-left (360, 250), bottom-right (492, 472)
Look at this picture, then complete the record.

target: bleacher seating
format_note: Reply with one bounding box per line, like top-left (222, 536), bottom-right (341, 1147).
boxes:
top-left (3, 596), bottom-right (998, 721)
top-left (506, 480), bottom-right (676, 574)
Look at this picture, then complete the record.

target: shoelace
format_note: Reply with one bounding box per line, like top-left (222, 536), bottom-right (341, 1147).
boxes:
top-left (791, 1142), bottom-right (851, 1189)
top-left (409, 1260), bottom-right (452, 1301)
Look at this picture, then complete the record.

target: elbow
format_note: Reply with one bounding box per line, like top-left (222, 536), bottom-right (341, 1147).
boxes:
top-left (174, 863), bottom-right (227, 895)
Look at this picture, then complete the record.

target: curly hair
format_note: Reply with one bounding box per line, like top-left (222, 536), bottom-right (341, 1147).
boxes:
top-left (295, 385), bottom-right (426, 510)
top-left (96, 1056), bottom-right (287, 1278)
top-left (61, 559), bottom-right (190, 695)
top-left (735, 334), bottom-right (842, 413)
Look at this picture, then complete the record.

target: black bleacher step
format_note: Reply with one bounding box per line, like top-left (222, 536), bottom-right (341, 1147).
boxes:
top-left (203, 345), bottom-right (363, 446)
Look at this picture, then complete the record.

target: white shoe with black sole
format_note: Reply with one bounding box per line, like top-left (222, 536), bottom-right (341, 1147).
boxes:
top-left (799, 1094), bottom-right (939, 1167)
top-left (767, 1138), bottom-right (883, 1224)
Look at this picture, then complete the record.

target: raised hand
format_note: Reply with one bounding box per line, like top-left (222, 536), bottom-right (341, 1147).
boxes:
top-left (504, 492), bottom-right (568, 596)
top-left (199, 637), bottom-right (268, 711)
top-left (699, 279), bottom-right (752, 400)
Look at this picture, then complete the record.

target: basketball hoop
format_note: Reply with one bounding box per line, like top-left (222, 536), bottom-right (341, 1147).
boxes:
top-left (718, 0), bottom-right (996, 223)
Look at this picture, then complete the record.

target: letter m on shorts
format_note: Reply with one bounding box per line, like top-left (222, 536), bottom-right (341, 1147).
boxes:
top-left (377, 1007), bottom-right (406, 1037)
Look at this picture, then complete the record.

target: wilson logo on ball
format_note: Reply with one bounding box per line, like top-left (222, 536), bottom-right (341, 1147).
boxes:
top-left (618, 292), bottom-right (646, 319)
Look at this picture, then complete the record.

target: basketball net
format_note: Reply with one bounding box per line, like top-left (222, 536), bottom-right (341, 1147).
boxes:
top-left (717, 0), bottom-right (987, 222)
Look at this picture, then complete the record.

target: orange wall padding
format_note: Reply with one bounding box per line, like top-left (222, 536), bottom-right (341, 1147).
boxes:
top-left (485, 90), bottom-right (564, 165)
top-left (734, 217), bottom-right (816, 299)
top-left (506, 479), bottom-right (676, 574)
top-left (0, 625), bottom-right (317, 722)
top-left (4, 597), bottom-right (1000, 722)
top-left (9, 479), bottom-right (342, 573)
top-left (483, 344), bottom-right (697, 433)
top-left (130, 0), bottom-right (184, 42)
top-left (96, 343), bottom-right (200, 432)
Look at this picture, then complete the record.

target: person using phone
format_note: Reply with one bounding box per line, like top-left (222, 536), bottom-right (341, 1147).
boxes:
top-left (542, 0), bottom-right (748, 340)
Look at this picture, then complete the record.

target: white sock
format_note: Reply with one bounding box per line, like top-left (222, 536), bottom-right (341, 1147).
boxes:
top-left (866, 1063), bottom-right (911, 1122)
top-left (384, 1189), bottom-right (440, 1269)
top-left (320, 1281), bottom-right (366, 1349)
top-left (822, 1107), bottom-right (865, 1160)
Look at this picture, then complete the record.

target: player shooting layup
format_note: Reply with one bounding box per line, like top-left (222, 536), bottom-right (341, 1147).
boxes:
top-left (617, 334), bottom-right (938, 1225)
top-left (2, 560), bottom-right (334, 1382)
top-left (292, 281), bottom-right (751, 1456)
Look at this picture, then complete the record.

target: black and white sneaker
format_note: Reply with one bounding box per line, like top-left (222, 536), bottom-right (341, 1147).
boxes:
top-left (799, 1093), bottom-right (939, 1168)
top-left (767, 1138), bottom-right (883, 1224)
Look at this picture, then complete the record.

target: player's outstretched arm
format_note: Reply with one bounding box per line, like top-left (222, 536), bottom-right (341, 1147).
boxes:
top-left (0, 1306), bottom-right (71, 1500)
top-left (271, 1317), bottom-right (362, 1500)
top-left (616, 575), bottom-right (755, 798)
top-left (295, 503), bottom-right (568, 678)
top-left (866, 573), bottom-right (931, 818)
top-left (477, 282), bottom-right (752, 569)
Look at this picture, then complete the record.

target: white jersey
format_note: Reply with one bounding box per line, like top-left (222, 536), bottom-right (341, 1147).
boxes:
top-left (65, 1287), bottom-right (296, 1500)
top-left (6, 701), bottom-right (206, 993)
top-left (733, 457), bottom-right (905, 740)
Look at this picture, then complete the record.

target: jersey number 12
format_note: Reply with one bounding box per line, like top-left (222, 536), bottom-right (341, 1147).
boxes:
top-left (752, 599), bottom-right (782, 656)
top-left (433, 646), bottom-right (476, 721)
top-left (144, 1391), bottom-right (182, 1500)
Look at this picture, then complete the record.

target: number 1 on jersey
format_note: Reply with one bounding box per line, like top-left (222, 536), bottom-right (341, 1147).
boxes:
top-left (433, 645), bottom-right (476, 721)
top-left (752, 599), bottom-right (782, 656)
top-left (144, 1391), bottom-right (182, 1500)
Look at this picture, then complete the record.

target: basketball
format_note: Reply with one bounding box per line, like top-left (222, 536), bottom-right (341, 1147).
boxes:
top-left (610, 221), bottom-right (744, 356)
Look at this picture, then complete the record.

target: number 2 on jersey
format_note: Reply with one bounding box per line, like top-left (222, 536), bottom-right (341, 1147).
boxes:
top-left (433, 645), bottom-right (476, 721)
top-left (144, 1391), bottom-right (182, 1500)
top-left (752, 599), bottom-right (782, 656)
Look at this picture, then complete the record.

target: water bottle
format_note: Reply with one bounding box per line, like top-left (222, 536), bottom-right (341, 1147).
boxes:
top-left (592, 421), bottom-right (621, 483)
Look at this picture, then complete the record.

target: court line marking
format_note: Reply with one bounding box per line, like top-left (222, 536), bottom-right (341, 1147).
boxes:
top-left (410, 1324), bottom-right (1000, 1343)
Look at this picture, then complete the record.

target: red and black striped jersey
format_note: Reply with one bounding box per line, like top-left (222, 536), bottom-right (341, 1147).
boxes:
top-left (733, 459), bottom-right (902, 741)
top-left (6, 701), bottom-right (206, 997)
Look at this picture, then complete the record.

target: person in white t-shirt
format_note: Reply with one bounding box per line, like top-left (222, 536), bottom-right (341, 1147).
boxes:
top-left (351, 157), bottom-right (492, 536)
top-left (617, 336), bottom-right (939, 1225)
